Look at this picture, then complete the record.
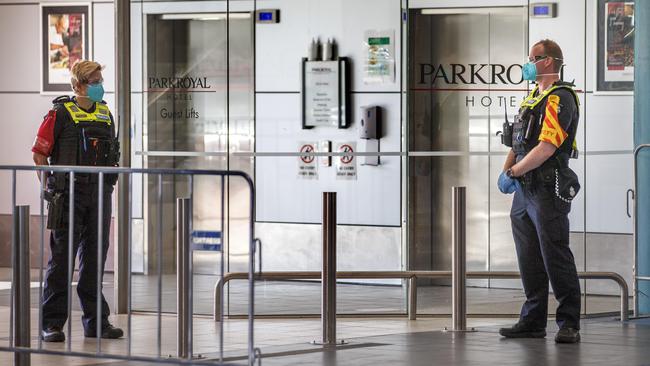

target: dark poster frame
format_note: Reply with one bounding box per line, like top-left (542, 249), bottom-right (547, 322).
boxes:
top-left (40, 4), bottom-right (91, 94)
top-left (596, 0), bottom-right (635, 93)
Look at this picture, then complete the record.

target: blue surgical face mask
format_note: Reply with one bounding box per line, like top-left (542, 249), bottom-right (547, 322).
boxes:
top-left (522, 61), bottom-right (539, 81)
top-left (522, 57), bottom-right (562, 81)
top-left (86, 83), bottom-right (105, 103)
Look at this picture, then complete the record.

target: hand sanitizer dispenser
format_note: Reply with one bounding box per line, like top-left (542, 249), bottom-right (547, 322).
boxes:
top-left (359, 106), bottom-right (382, 139)
top-left (360, 106), bottom-right (382, 166)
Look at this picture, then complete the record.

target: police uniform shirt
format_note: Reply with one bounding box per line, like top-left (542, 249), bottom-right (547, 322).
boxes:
top-left (536, 88), bottom-right (578, 150)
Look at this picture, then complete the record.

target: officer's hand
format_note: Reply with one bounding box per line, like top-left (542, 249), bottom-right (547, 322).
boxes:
top-left (497, 171), bottom-right (520, 194)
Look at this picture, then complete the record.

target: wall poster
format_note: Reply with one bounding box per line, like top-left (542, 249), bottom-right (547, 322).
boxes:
top-left (596, 0), bottom-right (634, 93)
top-left (41, 4), bottom-right (91, 93)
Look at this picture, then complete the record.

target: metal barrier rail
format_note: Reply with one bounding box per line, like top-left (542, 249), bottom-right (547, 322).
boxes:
top-left (1, 164), bottom-right (258, 366)
top-left (633, 143), bottom-right (650, 317)
top-left (214, 270), bottom-right (630, 322)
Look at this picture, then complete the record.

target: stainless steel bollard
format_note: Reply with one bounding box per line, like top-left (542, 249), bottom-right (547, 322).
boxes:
top-left (177, 198), bottom-right (191, 359)
top-left (13, 205), bottom-right (31, 366)
top-left (408, 277), bottom-right (417, 320)
top-left (322, 192), bottom-right (337, 345)
top-left (451, 187), bottom-right (468, 331)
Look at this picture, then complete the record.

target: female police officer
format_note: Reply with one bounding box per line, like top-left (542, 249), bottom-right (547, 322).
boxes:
top-left (32, 60), bottom-right (123, 342)
top-left (497, 40), bottom-right (582, 344)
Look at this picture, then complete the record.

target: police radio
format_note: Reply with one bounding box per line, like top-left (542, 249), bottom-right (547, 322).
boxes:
top-left (496, 104), bottom-right (513, 148)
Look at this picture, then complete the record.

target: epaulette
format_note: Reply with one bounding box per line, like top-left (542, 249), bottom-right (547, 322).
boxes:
top-left (52, 95), bottom-right (72, 105)
top-left (553, 80), bottom-right (577, 88)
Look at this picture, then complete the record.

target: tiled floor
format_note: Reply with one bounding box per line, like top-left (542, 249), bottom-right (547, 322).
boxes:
top-left (0, 268), bottom-right (640, 365)
top-left (0, 307), bottom-right (648, 366)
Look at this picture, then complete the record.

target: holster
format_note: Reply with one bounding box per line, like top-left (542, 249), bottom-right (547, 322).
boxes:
top-left (528, 154), bottom-right (580, 202)
top-left (106, 138), bottom-right (120, 186)
top-left (46, 191), bottom-right (66, 230)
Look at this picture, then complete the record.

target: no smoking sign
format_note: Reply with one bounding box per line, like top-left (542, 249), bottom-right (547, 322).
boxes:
top-left (339, 144), bottom-right (354, 164)
top-left (335, 142), bottom-right (357, 180)
top-left (300, 144), bottom-right (315, 164)
top-left (298, 142), bottom-right (318, 180)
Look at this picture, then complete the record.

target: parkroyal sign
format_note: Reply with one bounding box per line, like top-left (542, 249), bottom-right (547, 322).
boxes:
top-left (417, 63), bottom-right (524, 85)
top-left (416, 63), bottom-right (527, 108)
top-left (148, 76), bottom-right (212, 90)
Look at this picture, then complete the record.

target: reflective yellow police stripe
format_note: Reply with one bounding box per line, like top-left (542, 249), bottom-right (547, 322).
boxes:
top-left (63, 102), bottom-right (111, 125)
top-left (519, 85), bottom-right (580, 110)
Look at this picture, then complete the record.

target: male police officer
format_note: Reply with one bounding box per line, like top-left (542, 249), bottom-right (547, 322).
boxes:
top-left (32, 60), bottom-right (123, 342)
top-left (497, 40), bottom-right (582, 343)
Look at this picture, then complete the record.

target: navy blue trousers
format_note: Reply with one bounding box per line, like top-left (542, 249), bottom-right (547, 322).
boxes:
top-left (510, 185), bottom-right (581, 330)
top-left (42, 183), bottom-right (112, 332)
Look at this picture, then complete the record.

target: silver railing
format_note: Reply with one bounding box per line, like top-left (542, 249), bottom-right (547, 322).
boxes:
top-left (214, 186), bottom-right (629, 328)
top-left (0, 165), bottom-right (258, 366)
top-left (213, 270), bottom-right (630, 323)
top-left (633, 143), bottom-right (650, 317)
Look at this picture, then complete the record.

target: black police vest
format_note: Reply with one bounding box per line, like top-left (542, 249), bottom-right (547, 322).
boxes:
top-left (49, 96), bottom-right (116, 167)
top-left (512, 81), bottom-right (580, 162)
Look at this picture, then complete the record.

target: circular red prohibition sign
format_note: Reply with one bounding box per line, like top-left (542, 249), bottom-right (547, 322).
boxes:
top-left (300, 144), bottom-right (315, 164)
top-left (340, 144), bottom-right (354, 164)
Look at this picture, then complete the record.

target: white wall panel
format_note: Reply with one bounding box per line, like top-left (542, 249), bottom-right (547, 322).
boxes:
top-left (256, 92), bottom-right (401, 225)
top-left (131, 2), bottom-right (143, 92)
top-left (585, 233), bottom-right (633, 296)
top-left (0, 5), bottom-right (41, 92)
top-left (256, 222), bottom-right (402, 284)
top-left (0, 94), bottom-right (59, 214)
top-left (256, 0), bottom-right (401, 92)
top-left (93, 3), bottom-right (116, 92)
top-left (528, 0), bottom-right (586, 90)
top-left (568, 155), bottom-right (585, 232)
top-left (585, 154), bottom-right (634, 234)
top-left (585, 0), bottom-right (596, 92)
top-left (584, 95), bottom-right (634, 152)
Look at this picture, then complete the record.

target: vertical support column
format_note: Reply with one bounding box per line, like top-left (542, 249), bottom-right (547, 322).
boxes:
top-left (322, 192), bottom-right (337, 345)
top-left (177, 198), bottom-right (191, 359)
top-left (635, 0), bottom-right (650, 316)
top-left (115, 0), bottom-right (131, 314)
top-left (13, 205), bottom-right (30, 366)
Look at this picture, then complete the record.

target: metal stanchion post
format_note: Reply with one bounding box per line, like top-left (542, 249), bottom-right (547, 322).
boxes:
top-left (177, 198), bottom-right (191, 359)
top-left (444, 187), bottom-right (475, 333)
top-left (408, 277), bottom-right (417, 320)
top-left (313, 192), bottom-right (345, 346)
top-left (13, 205), bottom-right (31, 366)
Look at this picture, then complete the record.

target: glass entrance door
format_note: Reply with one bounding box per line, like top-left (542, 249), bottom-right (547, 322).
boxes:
top-left (132, 12), bottom-right (254, 314)
top-left (408, 7), bottom-right (529, 311)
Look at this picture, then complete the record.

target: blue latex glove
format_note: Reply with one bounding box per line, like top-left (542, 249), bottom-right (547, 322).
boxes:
top-left (497, 171), bottom-right (521, 194)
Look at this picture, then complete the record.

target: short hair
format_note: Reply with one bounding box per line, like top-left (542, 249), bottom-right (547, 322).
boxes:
top-left (70, 60), bottom-right (103, 85)
top-left (533, 39), bottom-right (564, 72)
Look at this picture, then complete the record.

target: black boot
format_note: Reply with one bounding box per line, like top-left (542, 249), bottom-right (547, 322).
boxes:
top-left (555, 327), bottom-right (580, 343)
top-left (499, 322), bottom-right (546, 338)
top-left (41, 326), bottom-right (65, 342)
top-left (84, 324), bottom-right (124, 339)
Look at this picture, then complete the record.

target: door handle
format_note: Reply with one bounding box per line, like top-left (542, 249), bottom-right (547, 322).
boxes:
top-left (627, 189), bottom-right (635, 218)
top-left (254, 238), bottom-right (262, 275)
